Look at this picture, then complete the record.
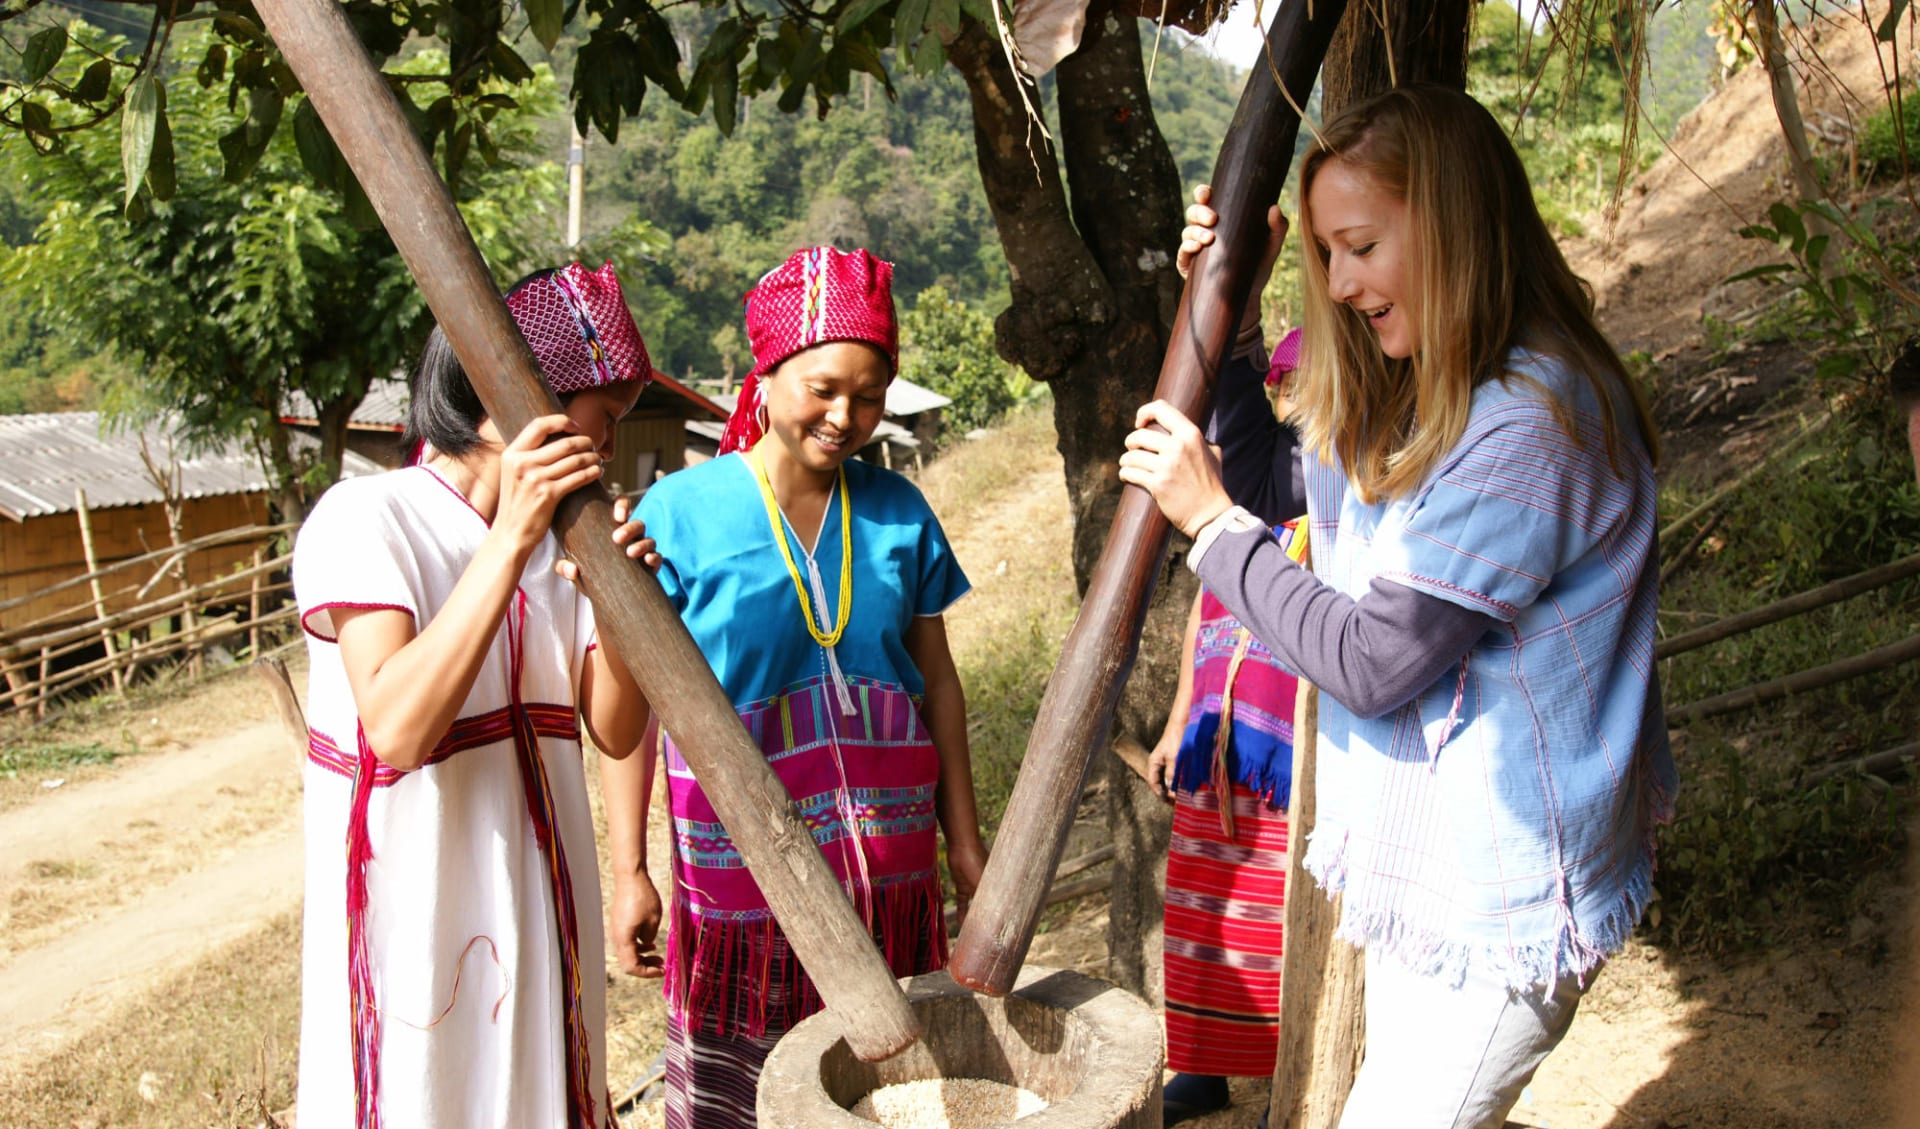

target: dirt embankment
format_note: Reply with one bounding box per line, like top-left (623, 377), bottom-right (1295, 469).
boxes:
top-left (1566, 4), bottom-right (1917, 355)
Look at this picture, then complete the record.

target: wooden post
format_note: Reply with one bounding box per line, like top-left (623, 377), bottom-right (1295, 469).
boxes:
top-left (948, 0), bottom-right (1349, 996)
top-left (1268, 683), bottom-right (1365, 1129)
top-left (248, 0), bottom-right (921, 1061)
top-left (253, 656), bottom-right (310, 761)
top-left (35, 645), bottom-right (49, 719)
top-left (1666, 632), bottom-right (1920, 726)
top-left (248, 544), bottom-right (265, 659)
top-left (566, 119), bottom-right (586, 249)
top-left (73, 487), bottom-right (123, 692)
top-left (1655, 550), bottom-right (1920, 661)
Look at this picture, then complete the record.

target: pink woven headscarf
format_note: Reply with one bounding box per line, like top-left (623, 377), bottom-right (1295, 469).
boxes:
top-left (1266, 326), bottom-right (1303, 387)
top-left (505, 261), bottom-right (652, 395)
top-left (719, 247), bottom-right (898, 455)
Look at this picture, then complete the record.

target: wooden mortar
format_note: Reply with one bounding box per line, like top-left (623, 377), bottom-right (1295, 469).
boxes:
top-left (758, 966), bottom-right (1162, 1129)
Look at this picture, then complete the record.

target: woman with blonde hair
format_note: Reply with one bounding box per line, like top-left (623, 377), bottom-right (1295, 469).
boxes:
top-left (1122, 85), bottom-right (1672, 1129)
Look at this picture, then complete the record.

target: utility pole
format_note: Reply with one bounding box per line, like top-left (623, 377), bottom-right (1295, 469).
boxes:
top-left (566, 118), bottom-right (585, 249)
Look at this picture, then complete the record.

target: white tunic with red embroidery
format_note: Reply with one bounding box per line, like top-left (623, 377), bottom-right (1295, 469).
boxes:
top-left (293, 465), bottom-right (612, 1129)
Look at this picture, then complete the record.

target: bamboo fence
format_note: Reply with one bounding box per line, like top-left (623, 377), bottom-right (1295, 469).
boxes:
top-left (1, 522), bottom-right (295, 718)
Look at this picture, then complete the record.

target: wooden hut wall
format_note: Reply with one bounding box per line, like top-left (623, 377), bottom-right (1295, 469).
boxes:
top-left (1, 493), bottom-right (271, 633)
top-left (610, 414), bottom-right (687, 495)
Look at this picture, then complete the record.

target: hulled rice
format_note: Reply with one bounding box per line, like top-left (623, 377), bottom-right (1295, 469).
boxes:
top-left (849, 1077), bottom-right (1048, 1128)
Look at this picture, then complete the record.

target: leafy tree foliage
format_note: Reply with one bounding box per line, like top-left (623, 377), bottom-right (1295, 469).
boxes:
top-left (900, 283), bottom-right (1015, 431)
top-left (573, 60), bottom-right (1010, 381)
top-left (0, 26), bottom-right (562, 515)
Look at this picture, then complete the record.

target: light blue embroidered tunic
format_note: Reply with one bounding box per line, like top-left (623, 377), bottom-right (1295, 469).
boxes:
top-left (1302, 352), bottom-right (1675, 991)
top-left (637, 453), bottom-right (970, 707)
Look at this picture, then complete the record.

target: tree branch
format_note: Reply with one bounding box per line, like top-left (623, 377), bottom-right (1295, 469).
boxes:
top-left (947, 19), bottom-right (1110, 383)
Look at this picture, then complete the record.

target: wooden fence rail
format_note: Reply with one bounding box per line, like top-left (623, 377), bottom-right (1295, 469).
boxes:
top-left (1, 527), bottom-right (295, 719)
top-left (0, 522), bottom-right (296, 617)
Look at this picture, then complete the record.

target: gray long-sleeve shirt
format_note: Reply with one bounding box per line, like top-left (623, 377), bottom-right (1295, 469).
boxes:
top-left (1196, 349), bottom-right (1498, 719)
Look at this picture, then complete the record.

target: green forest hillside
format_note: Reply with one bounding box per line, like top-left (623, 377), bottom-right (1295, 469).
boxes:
top-left (0, 4), bottom-right (1715, 420)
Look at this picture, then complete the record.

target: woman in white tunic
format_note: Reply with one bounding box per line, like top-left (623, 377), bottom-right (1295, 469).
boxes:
top-left (294, 262), bottom-right (656, 1129)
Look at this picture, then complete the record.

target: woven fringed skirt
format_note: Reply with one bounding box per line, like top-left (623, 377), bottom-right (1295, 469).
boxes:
top-left (1163, 781), bottom-right (1290, 1078)
top-left (662, 894), bottom-right (945, 1129)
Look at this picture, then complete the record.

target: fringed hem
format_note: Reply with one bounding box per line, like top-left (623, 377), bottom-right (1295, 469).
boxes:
top-left (1171, 716), bottom-right (1292, 810)
top-left (1305, 835), bottom-right (1659, 994)
top-left (663, 873), bottom-right (946, 1039)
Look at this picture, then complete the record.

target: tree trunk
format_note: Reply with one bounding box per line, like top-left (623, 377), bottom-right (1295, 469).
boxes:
top-left (1320, 0), bottom-right (1473, 116)
top-left (948, 8), bottom-right (1196, 998)
top-left (949, 5), bottom-right (1184, 596)
top-left (317, 385), bottom-right (369, 488)
top-left (256, 399), bottom-right (310, 524)
top-left (1749, 0), bottom-right (1823, 207)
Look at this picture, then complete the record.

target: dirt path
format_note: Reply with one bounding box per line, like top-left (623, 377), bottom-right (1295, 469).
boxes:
top-left (0, 718), bottom-right (302, 1075)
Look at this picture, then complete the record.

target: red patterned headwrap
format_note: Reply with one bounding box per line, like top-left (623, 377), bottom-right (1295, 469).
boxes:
top-left (505, 261), bottom-right (652, 396)
top-left (1266, 326), bottom-right (1303, 387)
top-left (718, 246), bottom-right (898, 455)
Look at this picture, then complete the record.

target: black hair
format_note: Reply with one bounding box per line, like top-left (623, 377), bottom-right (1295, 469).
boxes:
top-left (401, 269), bottom-right (565, 457)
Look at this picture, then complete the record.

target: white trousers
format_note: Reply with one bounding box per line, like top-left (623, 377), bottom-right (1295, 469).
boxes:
top-left (1336, 950), bottom-right (1590, 1129)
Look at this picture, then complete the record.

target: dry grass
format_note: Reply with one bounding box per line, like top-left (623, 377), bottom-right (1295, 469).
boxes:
top-left (917, 404), bottom-right (1080, 829)
top-left (0, 912), bottom-right (301, 1129)
top-left (0, 647), bottom-right (306, 812)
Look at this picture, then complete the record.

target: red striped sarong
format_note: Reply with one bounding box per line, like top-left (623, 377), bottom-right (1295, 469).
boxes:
top-left (1163, 783), bottom-right (1289, 1078)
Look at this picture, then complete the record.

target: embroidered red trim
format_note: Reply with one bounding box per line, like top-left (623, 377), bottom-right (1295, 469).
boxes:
top-left (417, 464), bottom-right (491, 527)
top-left (307, 703), bottom-right (579, 786)
top-left (300, 602), bottom-right (416, 644)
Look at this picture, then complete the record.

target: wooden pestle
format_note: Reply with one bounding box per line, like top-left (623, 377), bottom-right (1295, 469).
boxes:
top-left (249, 0), bottom-right (922, 1061)
top-left (947, 0), bottom-right (1349, 995)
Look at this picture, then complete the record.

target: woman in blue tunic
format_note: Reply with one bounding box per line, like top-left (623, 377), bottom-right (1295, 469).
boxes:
top-left (603, 246), bottom-right (988, 1129)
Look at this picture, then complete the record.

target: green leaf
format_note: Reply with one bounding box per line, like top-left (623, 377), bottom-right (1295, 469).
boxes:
top-left (895, 0), bottom-right (932, 50)
top-left (75, 59), bottom-right (112, 103)
top-left (489, 39), bottom-right (536, 85)
top-left (474, 118), bottom-right (499, 165)
top-left (1767, 201), bottom-right (1806, 247)
top-left (443, 121), bottom-right (473, 190)
top-left (24, 26), bottom-right (67, 84)
top-left (121, 75), bottom-right (160, 209)
top-left (913, 35), bottom-right (946, 75)
top-left (341, 169), bottom-right (380, 231)
top-left (1722, 264), bottom-right (1792, 284)
top-left (927, 0), bottom-right (961, 38)
top-left (1804, 233), bottom-right (1829, 270)
top-left (213, 13), bottom-right (264, 43)
top-left (836, 0), bottom-right (893, 36)
top-left (1815, 353), bottom-right (1861, 381)
top-left (218, 85), bottom-right (283, 183)
top-left (776, 74), bottom-right (807, 113)
top-left (1878, 0), bottom-right (1910, 42)
top-left (1735, 224), bottom-right (1779, 243)
top-left (957, 0), bottom-right (994, 24)
top-left (20, 101), bottom-right (52, 133)
top-left (293, 98), bottom-right (342, 191)
top-left (788, 26), bottom-right (825, 85)
top-left (146, 98), bottom-right (176, 202)
top-left (631, 7), bottom-right (686, 100)
top-left (525, 0), bottom-right (565, 51)
top-left (712, 56), bottom-right (738, 136)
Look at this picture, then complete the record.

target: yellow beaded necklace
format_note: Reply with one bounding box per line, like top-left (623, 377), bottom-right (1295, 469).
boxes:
top-left (750, 445), bottom-right (852, 648)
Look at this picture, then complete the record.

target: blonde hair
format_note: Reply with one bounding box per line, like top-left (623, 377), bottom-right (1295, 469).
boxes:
top-left (1292, 85), bottom-right (1658, 504)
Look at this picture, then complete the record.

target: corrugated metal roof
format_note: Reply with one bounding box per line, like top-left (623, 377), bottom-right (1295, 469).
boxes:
top-left (0, 412), bottom-right (381, 522)
top-left (886, 377), bottom-right (950, 417)
top-left (283, 371), bottom-right (728, 429)
top-left (283, 379), bottom-right (410, 429)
